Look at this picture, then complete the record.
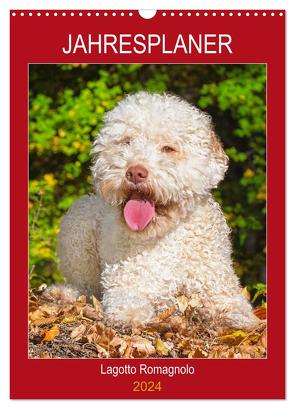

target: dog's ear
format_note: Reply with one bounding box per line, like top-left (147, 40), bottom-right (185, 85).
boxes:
top-left (208, 131), bottom-right (229, 188)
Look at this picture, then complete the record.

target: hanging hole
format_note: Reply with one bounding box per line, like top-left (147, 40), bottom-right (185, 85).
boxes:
top-left (138, 10), bottom-right (157, 19)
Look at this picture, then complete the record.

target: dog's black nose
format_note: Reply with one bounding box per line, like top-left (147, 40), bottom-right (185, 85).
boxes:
top-left (126, 165), bottom-right (148, 184)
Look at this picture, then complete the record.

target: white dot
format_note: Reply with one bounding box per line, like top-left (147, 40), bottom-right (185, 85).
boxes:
top-left (187, 12), bottom-right (191, 17)
top-left (179, 12), bottom-right (183, 16)
top-left (212, 12), bottom-right (216, 17)
top-left (162, 12), bottom-right (166, 16)
top-left (20, 12), bottom-right (24, 16)
top-left (204, 12), bottom-right (208, 16)
top-left (96, 12), bottom-right (100, 16)
top-left (62, 12), bottom-right (66, 16)
top-left (54, 12), bottom-right (58, 16)
top-left (279, 12), bottom-right (283, 16)
top-left (12, 12), bottom-right (16, 16)
top-left (37, 12), bottom-right (41, 16)
top-left (112, 12), bottom-right (116, 16)
top-left (271, 12), bottom-right (275, 16)
top-left (229, 12), bottom-right (233, 16)
top-left (171, 12), bottom-right (174, 16)
top-left (238, 12), bottom-right (241, 16)
top-left (29, 12), bottom-right (32, 16)
top-left (254, 12), bottom-right (258, 16)
top-left (79, 12), bottom-right (83, 16)
top-left (246, 12), bottom-right (250, 16)
top-left (221, 12), bottom-right (225, 16)
top-left (70, 12), bottom-right (74, 16)
top-left (120, 12), bottom-right (124, 16)
top-left (263, 12), bottom-right (266, 16)
top-left (196, 12), bottom-right (199, 16)
top-left (129, 12), bottom-right (133, 16)
top-left (46, 12), bottom-right (49, 16)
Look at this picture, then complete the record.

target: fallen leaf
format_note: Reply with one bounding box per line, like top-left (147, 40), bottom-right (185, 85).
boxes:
top-left (156, 305), bottom-right (177, 321)
top-left (42, 325), bottom-right (59, 342)
top-left (131, 336), bottom-right (156, 357)
top-left (92, 295), bottom-right (103, 314)
top-left (78, 295), bottom-right (87, 304)
top-left (32, 316), bottom-right (60, 326)
top-left (163, 332), bottom-right (174, 340)
top-left (155, 338), bottom-right (169, 356)
top-left (70, 324), bottom-right (86, 340)
top-left (217, 330), bottom-right (248, 345)
top-left (82, 305), bottom-right (102, 321)
top-left (188, 348), bottom-right (207, 358)
top-left (110, 336), bottom-right (128, 355)
top-left (29, 309), bottom-right (44, 323)
top-left (96, 344), bottom-right (110, 358)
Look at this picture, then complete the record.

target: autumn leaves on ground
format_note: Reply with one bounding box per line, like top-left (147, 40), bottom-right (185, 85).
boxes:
top-left (29, 287), bottom-right (266, 359)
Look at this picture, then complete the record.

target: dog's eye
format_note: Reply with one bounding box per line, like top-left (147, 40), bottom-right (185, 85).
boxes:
top-left (161, 145), bottom-right (177, 153)
top-left (115, 137), bottom-right (131, 146)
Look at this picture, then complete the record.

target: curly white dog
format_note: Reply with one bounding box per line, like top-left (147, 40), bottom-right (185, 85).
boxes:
top-left (57, 92), bottom-right (259, 330)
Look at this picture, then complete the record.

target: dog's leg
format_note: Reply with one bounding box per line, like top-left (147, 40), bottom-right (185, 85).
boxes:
top-left (102, 286), bottom-right (156, 326)
top-left (57, 196), bottom-right (102, 297)
top-left (101, 257), bottom-right (169, 325)
top-left (214, 293), bottom-right (261, 330)
top-left (193, 289), bottom-right (261, 330)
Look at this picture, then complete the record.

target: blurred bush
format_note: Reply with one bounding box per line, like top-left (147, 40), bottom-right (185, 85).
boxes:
top-left (29, 64), bottom-right (266, 292)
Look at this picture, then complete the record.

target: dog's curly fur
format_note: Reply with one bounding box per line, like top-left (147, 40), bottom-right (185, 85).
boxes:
top-left (57, 92), bottom-right (259, 329)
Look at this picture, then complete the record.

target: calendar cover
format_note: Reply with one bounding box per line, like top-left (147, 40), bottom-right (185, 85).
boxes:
top-left (10, 9), bottom-right (285, 399)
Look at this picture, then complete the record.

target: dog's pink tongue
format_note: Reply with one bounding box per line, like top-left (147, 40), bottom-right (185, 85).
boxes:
top-left (124, 197), bottom-right (155, 232)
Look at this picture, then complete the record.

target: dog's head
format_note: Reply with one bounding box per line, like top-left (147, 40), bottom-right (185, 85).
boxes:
top-left (91, 92), bottom-right (228, 237)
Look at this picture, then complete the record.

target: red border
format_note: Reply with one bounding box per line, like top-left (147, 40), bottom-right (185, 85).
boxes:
top-left (10, 10), bottom-right (285, 399)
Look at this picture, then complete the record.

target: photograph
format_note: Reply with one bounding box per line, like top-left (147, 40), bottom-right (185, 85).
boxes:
top-left (28, 63), bottom-right (267, 359)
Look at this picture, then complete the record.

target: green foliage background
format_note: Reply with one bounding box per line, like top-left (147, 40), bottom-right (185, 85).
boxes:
top-left (29, 64), bottom-right (266, 300)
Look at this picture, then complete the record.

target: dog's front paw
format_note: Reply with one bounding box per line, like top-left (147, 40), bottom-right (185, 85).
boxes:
top-left (103, 288), bottom-right (155, 326)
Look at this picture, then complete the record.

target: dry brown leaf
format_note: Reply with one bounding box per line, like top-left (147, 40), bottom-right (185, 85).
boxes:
top-left (32, 316), bottom-right (60, 326)
top-left (92, 295), bottom-right (103, 314)
top-left (29, 309), bottom-right (44, 323)
top-left (123, 343), bottom-right (133, 358)
top-left (77, 295), bottom-right (87, 304)
top-left (39, 304), bottom-right (59, 317)
top-left (110, 336), bottom-right (128, 356)
top-left (155, 338), bottom-right (169, 356)
top-left (144, 322), bottom-right (172, 334)
top-left (42, 325), bottom-right (59, 342)
top-left (188, 348), bottom-right (207, 358)
top-left (131, 336), bottom-right (156, 357)
top-left (82, 305), bottom-right (102, 321)
top-left (176, 295), bottom-right (189, 313)
top-left (156, 305), bottom-right (177, 321)
top-left (70, 324), bottom-right (86, 340)
top-left (163, 332), bottom-right (174, 340)
top-left (96, 344), bottom-right (110, 358)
